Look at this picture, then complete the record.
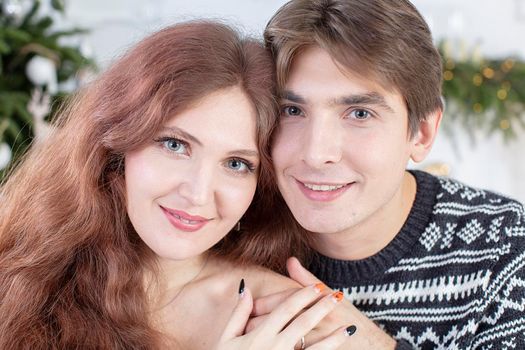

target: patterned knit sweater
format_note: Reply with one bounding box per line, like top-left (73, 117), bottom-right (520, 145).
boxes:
top-left (308, 170), bottom-right (525, 350)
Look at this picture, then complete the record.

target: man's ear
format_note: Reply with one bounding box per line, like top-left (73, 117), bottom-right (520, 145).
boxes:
top-left (410, 108), bottom-right (442, 163)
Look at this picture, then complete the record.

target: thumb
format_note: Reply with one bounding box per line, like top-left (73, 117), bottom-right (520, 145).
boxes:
top-left (219, 283), bottom-right (254, 341)
top-left (287, 256), bottom-right (322, 287)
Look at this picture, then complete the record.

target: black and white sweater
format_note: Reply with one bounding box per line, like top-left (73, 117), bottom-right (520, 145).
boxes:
top-left (308, 170), bottom-right (525, 350)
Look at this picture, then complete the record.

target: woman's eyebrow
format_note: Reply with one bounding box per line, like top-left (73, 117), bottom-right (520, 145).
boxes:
top-left (159, 126), bottom-right (202, 146)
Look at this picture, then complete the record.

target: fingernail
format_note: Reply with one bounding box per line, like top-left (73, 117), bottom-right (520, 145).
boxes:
top-left (238, 278), bottom-right (245, 297)
top-left (332, 291), bottom-right (344, 303)
top-left (314, 282), bottom-right (326, 293)
top-left (345, 325), bottom-right (357, 336)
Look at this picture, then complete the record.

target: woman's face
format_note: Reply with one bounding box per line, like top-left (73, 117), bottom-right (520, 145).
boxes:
top-left (125, 86), bottom-right (259, 261)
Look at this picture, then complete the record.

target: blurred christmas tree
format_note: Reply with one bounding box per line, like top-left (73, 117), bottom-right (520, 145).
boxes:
top-left (439, 40), bottom-right (525, 141)
top-left (0, 0), bottom-right (94, 179)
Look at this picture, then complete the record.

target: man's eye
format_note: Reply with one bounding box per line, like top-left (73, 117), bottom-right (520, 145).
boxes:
top-left (281, 105), bottom-right (304, 117)
top-left (350, 109), bottom-right (371, 120)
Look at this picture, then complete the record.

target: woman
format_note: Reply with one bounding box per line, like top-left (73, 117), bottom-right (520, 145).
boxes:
top-left (0, 21), bottom-right (351, 349)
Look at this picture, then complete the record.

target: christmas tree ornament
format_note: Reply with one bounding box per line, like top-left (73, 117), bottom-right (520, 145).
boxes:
top-left (2, 0), bottom-right (31, 23)
top-left (27, 88), bottom-right (53, 141)
top-left (0, 0), bottom-right (94, 179)
top-left (25, 55), bottom-right (58, 94)
top-left (80, 39), bottom-right (93, 59)
top-left (2, 0), bottom-right (23, 17)
top-left (0, 143), bottom-right (12, 171)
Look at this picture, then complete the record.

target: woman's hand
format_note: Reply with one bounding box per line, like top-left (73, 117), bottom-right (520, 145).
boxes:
top-left (216, 281), bottom-right (352, 350)
top-left (249, 257), bottom-right (397, 350)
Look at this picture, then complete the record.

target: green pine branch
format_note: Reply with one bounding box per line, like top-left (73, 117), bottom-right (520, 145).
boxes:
top-left (0, 0), bottom-right (95, 179)
top-left (439, 40), bottom-right (525, 141)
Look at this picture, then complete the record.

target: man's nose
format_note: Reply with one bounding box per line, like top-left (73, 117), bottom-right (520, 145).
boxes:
top-left (301, 117), bottom-right (343, 169)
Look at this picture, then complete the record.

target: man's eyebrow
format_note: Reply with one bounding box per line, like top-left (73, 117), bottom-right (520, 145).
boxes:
top-left (332, 92), bottom-right (395, 112)
top-left (281, 90), bottom-right (307, 104)
top-left (159, 126), bottom-right (202, 146)
top-left (281, 90), bottom-right (395, 113)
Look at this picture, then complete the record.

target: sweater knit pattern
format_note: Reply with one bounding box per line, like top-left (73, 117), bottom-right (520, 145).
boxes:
top-left (308, 170), bottom-right (525, 350)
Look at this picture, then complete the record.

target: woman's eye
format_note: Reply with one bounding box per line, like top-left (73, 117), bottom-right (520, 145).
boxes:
top-left (281, 105), bottom-right (304, 117)
top-left (163, 138), bottom-right (187, 154)
top-left (349, 109), bottom-right (371, 120)
top-left (227, 158), bottom-right (254, 173)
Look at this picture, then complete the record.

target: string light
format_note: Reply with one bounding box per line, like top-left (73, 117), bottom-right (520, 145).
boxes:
top-left (438, 40), bottom-right (524, 140)
top-left (482, 67), bottom-right (495, 79)
top-left (472, 74), bottom-right (483, 86)
top-left (501, 59), bottom-right (515, 72)
top-left (497, 89), bottom-right (508, 100)
top-left (473, 103), bottom-right (483, 113)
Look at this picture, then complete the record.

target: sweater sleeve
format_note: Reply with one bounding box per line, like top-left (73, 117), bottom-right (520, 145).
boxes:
top-left (470, 202), bottom-right (525, 350)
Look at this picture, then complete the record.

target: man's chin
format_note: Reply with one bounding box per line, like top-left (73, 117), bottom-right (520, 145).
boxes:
top-left (296, 217), bottom-right (353, 236)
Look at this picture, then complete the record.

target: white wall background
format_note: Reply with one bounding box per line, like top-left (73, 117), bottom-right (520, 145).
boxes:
top-left (62, 0), bottom-right (525, 204)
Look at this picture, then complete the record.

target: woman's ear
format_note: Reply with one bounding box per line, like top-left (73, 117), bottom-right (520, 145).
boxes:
top-left (410, 108), bottom-right (443, 163)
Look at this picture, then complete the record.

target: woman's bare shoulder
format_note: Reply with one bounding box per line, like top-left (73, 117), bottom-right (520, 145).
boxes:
top-left (245, 264), bottom-right (300, 298)
top-left (208, 258), bottom-right (300, 299)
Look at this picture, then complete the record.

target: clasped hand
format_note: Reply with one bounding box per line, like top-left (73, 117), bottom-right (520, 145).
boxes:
top-left (216, 276), bottom-right (351, 349)
top-left (217, 257), bottom-right (397, 350)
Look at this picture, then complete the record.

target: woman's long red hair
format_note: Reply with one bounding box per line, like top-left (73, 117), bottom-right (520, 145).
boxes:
top-left (0, 21), bottom-right (281, 349)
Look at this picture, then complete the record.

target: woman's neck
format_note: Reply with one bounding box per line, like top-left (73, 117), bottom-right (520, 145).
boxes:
top-left (145, 254), bottom-right (210, 313)
top-left (159, 254), bottom-right (209, 290)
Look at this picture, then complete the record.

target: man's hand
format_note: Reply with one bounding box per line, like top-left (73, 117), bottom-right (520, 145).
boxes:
top-left (249, 257), bottom-right (398, 349)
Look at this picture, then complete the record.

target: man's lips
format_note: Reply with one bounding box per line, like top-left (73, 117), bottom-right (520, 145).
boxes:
top-left (160, 206), bottom-right (211, 232)
top-left (295, 179), bottom-right (353, 202)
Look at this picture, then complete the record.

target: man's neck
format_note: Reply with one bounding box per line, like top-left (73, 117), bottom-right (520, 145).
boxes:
top-left (310, 171), bottom-right (417, 261)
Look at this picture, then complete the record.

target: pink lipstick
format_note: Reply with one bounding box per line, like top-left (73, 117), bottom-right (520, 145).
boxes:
top-left (160, 206), bottom-right (210, 232)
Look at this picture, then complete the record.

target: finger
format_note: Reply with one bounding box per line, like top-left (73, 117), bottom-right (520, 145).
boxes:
top-left (263, 283), bottom-right (326, 335)
top-left (245, 314), bottom-right (267, 333)
top-left (287, 257), bottom-right (323, 287)
top-left (290, 328), bottom-right (328, 349)
top-left (219, 284), bottom-right (254, 341)
top-left (280, 291), bottom-right (344, 343)
top-left (307, 325), bottom-right (357, 350)
top-left (252, 288), bottom-right (299, 316)
top-left (250, 288), bottom-right (326, 333)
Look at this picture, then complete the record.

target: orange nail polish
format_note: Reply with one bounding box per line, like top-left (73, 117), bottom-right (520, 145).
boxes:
top-left (314, 283), bottom-right (326, 293)
top-left (332, 291), bottom-right (344, 302)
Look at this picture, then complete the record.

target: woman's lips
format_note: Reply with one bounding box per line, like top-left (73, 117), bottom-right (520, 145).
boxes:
top-left (160, 207), bottom-right (211, 232)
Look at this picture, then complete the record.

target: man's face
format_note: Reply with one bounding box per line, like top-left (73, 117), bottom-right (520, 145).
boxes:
top-left (272, 46), bottom-right (420, 238)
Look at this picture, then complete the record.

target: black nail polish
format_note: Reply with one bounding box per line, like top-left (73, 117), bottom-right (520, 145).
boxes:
top-left (345, 325), bottom-right (357, 336)
top-left (238, 278), bottom-right (245, 295)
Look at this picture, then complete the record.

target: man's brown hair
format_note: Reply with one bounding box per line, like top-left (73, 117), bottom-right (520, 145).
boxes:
top-left (265, 0), bottom-right (443, 135)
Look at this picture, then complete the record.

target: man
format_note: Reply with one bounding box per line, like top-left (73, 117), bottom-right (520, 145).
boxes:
top-left (256, 0), bottom-right (525, 348)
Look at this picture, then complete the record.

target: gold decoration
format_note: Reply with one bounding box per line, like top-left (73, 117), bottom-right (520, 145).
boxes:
top-left (482, 67), bottom-right (495, 79)
top-left (472, 74), bottom-right (483, 86)
top-left (439, 40), bottom-right (525, 140)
